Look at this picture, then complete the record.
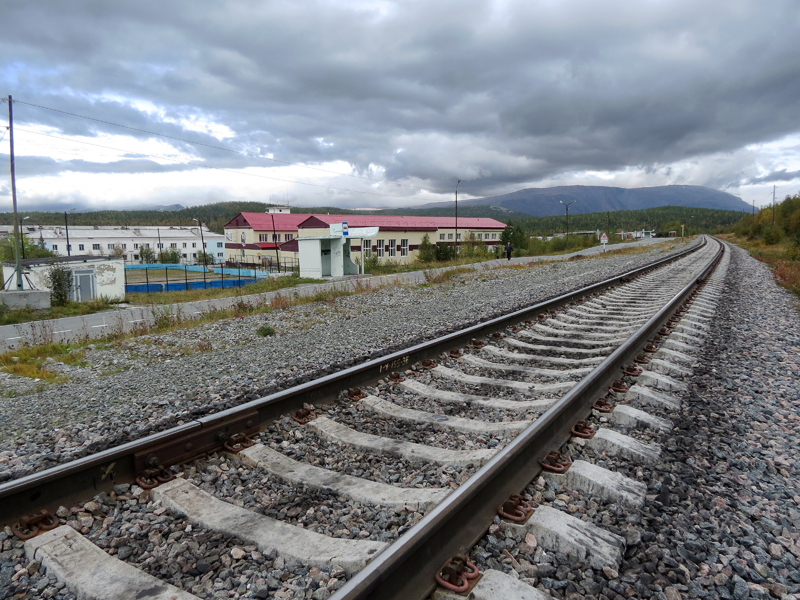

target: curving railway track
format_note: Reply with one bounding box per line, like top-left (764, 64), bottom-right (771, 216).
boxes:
top-left (3, 236), bottom-right (726, 600)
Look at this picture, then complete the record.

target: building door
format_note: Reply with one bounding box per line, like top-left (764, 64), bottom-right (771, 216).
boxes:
top-left (71, 269), bottom-right (96, 302)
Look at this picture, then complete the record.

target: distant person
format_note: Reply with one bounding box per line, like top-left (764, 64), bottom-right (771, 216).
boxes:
top-left (505, 242), bottom-right (513, 261)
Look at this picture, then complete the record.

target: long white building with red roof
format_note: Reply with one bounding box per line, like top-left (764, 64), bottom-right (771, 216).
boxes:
top-left (223, 210), bottom-right (506, 268)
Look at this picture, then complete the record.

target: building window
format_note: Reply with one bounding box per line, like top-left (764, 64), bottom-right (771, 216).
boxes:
top-left (376, 239), bottom-right (384, 258)
top-left (122, 243), bottom-right (127, 249)
top-left (170, 243), bottom-right (177, 248)
top-left (182, 242), bottom-right (187, 248)
top-left (364, 245), bottom-right (372, 258)
top-left (439, 233), bottom-right (445, 241)
top-left (259, 234), bottom-right (268, 242)
top-left (192, 242), bottom-right (197, 248)
top-left (272, 234), bottom-right (279, 242)
top-left (492, 233), bottom-right (497, 240)
top-left (52, 244), bottom-right (58, 251)
top-left (217, 242), bottom-right (223, 248)
top-left (134, 254), bottom-right (139, 260)
top-left (448, 233), bottom-right (453, 240)
top-left (388, 239), bottom-right (396, 258)
top-left (285, 234), bottom-right (293, 241)
top-left (143, 243), bottom-right (150, 248)
top-left (477, 233), bottom-right (483, 240)
top-left (92, 244), bottom-right (100, 250)
top-left (134, 243), bottom-right (139, 249)
top-left (182, 254), bottom-right (187, 258)
top-left (401, 239), bottom-right (409, 257)
top-left (79, 244), bottom-right (85, 251)
top-left (107, 244), bottom-right (115, 250)
top-left (217, 252), bottom-right (223, 257)
top-left (192, 253), bottom-right (197, 258)
top-left (456, 233), bottom-right (461, 240)
top-left (157, 243), bottom-right (163, 249)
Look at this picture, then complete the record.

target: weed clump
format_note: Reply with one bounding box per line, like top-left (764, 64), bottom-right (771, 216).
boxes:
top-left (257, 325), bottom-right (275, 337)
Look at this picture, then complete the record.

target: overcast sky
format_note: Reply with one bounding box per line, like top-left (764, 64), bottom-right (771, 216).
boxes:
top-left (1, 0), bottom-right (799, 212)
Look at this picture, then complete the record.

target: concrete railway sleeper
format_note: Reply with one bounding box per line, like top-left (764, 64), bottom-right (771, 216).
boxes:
top-left (5, 237), bottom-right (727, 600)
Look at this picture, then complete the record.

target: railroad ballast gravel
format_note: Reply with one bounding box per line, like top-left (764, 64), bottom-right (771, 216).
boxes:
top-left (468, 244), bottom-right (800, 600)
top-left (4, 242), bottom-right (800, 600)
top-left (0, 241), bottom-right (697, 483)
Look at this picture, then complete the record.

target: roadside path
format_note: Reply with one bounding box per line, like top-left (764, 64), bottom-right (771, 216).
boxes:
top-left (0, 237), bottom-right (669, 351)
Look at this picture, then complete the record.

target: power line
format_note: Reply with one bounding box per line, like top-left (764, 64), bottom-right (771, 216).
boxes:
top-left (13, 126), bottom-right (425, 200)
top-left (14, 99), bottom-right (426, 192)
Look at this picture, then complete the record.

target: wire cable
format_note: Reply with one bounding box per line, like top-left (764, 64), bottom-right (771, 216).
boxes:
top-left (14, 126), bottom-right (425, 200)
top-left (14, 99), bottom-right (425, 191)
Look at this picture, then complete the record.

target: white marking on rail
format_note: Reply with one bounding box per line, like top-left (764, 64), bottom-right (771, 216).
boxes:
top-left (52, 330), bottom-right (72, 334)
top-left (7, 336), bottom-right (22, 340)
top-left (90, 324), bottom-right (108, 328)
top-left (128, 319), bottom-right (144, 323)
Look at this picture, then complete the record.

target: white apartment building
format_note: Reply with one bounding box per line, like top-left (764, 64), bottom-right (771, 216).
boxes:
top-left (26, 225), bottom-right (226, 264)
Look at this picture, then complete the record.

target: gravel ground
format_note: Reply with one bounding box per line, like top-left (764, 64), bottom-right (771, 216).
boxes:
top-left (467, 243), bottom-right (800, 600)
top-left (0, 240), bottom-right (698, 483)
top-left (4, 241), bottom-right (799, 600)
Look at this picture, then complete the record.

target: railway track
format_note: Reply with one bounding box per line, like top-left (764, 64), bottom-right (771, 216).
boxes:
top-left (3, 237), bottom-right (725, 600)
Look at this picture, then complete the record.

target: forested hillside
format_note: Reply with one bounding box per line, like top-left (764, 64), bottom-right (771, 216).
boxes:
top-left (496, 206), bottom-right (744, 236)
top-left (1, 203), bottom-right (742, 235)
top-left (0, 202), bottom-right (367, 234)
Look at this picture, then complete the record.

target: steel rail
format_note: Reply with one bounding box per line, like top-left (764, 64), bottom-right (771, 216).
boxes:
top-left (331, 237), bottom-right (724, 600)
top-left (0, 238), bottom-right (708, 525)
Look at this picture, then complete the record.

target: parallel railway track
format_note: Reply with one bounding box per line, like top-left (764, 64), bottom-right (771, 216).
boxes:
top-left (3, 236), bottom-right (725, 600)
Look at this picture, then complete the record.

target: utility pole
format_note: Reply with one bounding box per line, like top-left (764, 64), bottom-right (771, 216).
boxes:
top-left (7, 95), bottom-right (23, 290)
top-left (560, 200), bottom-right (576, 238)
top-left (21, 216), bottom-right (29, 260)
top-left (64, 208), bottom-right (75, 256)
top-left (752, 200), bottom-right (755, 216)
top-left (454, 179), bottom-right (461, 254)
top-left (269, 213), bottom-right (280, 272)
top-left (773, 185), bottom-right (776, 226)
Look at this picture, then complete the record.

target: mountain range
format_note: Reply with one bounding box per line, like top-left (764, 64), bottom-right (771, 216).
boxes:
top-left (419, 185), bottom-right (749, 217)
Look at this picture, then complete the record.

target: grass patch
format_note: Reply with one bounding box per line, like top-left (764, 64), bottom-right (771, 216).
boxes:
top-left (257, 325), bottom-right (275, 337)
top-left (0, 342), bottom-right (84, 381)
top-left (594, 239), bottom-right (684, 257)
top-left (719, 234), bottom-right (800, 298)
top-left (423, 266), bottom-right (475, 284)
top-left (0, 297), bottom-right (117, 326)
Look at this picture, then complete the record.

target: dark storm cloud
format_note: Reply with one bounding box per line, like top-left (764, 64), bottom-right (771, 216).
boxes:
top-left (12, 156), bottom-right (201, 177)
top-left (746, 169), bottom-right (800, 185)
top-left (2, 0), bottom-right (800, 205)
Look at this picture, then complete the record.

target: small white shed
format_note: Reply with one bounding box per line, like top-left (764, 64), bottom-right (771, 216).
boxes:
top-left (297, 236), bottom-right (360, 278)
top-left (1, 256), bottom-right (126, 301)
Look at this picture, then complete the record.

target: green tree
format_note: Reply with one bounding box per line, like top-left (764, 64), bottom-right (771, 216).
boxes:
top-left (139, 246), bottom-right (156, 263)
top-left (196, 250), bottom-right (215, 265)
top-left (0, 237), bottom-right (53, 262)
top-left (435, 243), bottom-right (456, 261)
top-left (45, 264), bottom-right (73, 306)
top-left (416, 234), bottom-right (436, 263)
top-left (159, 247), bottom-right (182, 263)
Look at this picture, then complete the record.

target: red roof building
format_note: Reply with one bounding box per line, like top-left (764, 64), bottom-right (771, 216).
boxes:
top-left (223, 211), bottom-right (507, 267)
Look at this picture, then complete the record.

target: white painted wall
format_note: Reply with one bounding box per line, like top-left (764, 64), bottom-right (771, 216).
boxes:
top-left (2, 259), bottom-right (125, 300)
